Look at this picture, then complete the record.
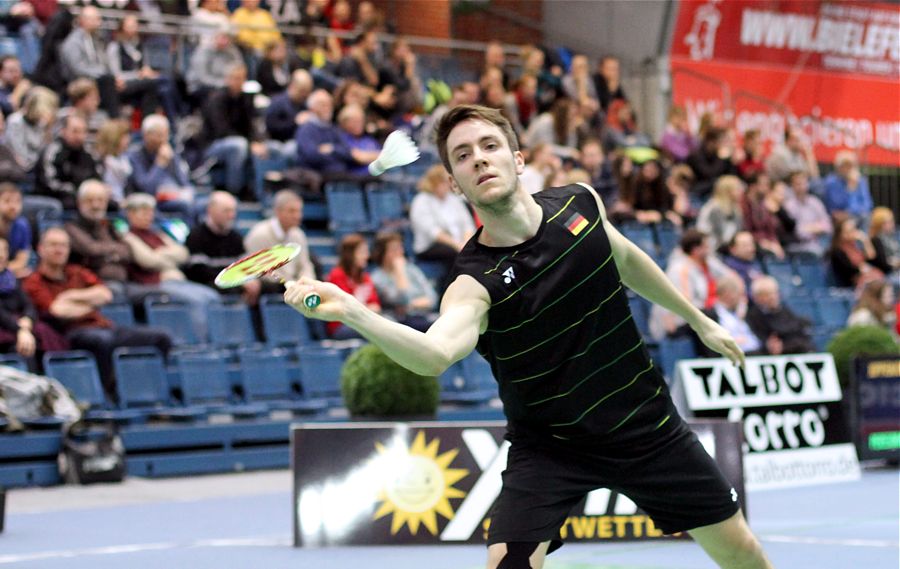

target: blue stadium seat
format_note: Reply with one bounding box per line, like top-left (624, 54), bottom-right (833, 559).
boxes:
top-left (816, 296), bottom-right (851, 329)
top-left (620, 223), bottom-right (656, 256)
top-left (297, 346), bottom-right (345, 406)
top-left (325, 182), bottom-right (374, 233)
top-left (172, 349), bottom-right (269, 418)
top-left (252, 154), bottom-right (289, 202)
top-left (764, 259), bottom-right (798, 295)
top-left (44, 351), bottom-right (145, 424)
top-left (0, 353), bottom-right (27, 371)
top-left (101, 302), bottom-right (135, 327)
top-left (237, 347), bottom-right (327, 414)
top-left (112, 347), bottom-right (206, 421)
top-left (145, 298), bottom-right (202, 345)
top-left (783, 296), bottom-right (817, 324)
top-left (366, 184), bottom-right (407, 229)
top-left (627, 294), bottom-right (651, 338)
top-left (654, 223), bottom-right (680, 258)
top-left (657, 337), bottom-right (698, 383)
top-left (794, 260), bottom-right (827, 291)
top-left (440, 352), bottom-right (496, 405)
top-left (259, 294), bottom-right (314, 347)
top-left (207, 301), bottom-right (258, 348)
top-left (812, 327), bottom-right (836, 352)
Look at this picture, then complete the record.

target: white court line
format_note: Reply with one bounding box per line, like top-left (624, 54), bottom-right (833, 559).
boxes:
top-left (0, 535), bottom-right (291, 565)
top-left (762, 535), bottom-right (899, 548)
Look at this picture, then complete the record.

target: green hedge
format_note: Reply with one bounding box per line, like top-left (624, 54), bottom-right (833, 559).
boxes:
top-left (826, 326), bottom-right (899, 388)
top-left (340, 344), bottom-right (440, 418)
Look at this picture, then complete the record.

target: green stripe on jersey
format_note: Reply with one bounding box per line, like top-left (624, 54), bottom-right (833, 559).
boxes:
top-left (545, 194), bottom-right (577, 224)
top-left (606, 386), bottom-right (663, 434)
top-left (548, 362), bottom-right (654, 427)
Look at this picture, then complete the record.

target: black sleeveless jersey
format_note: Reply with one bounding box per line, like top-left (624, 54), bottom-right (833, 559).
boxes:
top-left (450, 184), bottom-right (677, 445)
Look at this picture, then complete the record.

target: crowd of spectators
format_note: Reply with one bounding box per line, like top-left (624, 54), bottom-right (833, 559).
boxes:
top-left (0, 0), bottom-right (892, 396)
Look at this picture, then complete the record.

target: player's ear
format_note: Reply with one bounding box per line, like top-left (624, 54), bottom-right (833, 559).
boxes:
top-left (514, 150), bottom-right (525, 175)
top-left (448, 173), bottom-right (462, 194)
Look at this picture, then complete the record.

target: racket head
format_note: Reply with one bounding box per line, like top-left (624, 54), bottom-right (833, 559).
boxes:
top-left (214, 243), bottom-right (302, 288)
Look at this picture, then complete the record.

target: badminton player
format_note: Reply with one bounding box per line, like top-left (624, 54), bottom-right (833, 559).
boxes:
top-left (285, 105), bottom-right (774, 569)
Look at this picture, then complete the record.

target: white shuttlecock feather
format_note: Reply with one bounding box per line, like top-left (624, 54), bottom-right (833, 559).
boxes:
top-left (368, 130), bottom-right (420, 176)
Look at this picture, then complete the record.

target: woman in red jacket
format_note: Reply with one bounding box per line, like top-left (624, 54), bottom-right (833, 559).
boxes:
top-left (326, 233), bottom-right (381, 339)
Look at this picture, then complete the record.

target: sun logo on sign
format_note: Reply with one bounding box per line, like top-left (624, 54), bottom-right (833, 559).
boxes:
top-left (372, 431), bottom-right (469, 536)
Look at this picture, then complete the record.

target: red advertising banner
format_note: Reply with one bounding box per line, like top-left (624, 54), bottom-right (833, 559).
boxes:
top-left (670, 0), bottom-right (900, 166)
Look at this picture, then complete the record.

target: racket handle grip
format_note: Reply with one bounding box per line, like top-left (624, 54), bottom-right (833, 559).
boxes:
top-left (302, 293), bottom-right (321, 310)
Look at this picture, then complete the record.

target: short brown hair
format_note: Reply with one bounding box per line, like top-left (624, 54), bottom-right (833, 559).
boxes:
top-left (371, 231), bottom-right (403, 267)
top-left (0, 182), bottom-right (21, 198)
top-left (435, 104), bottom-right (519, 172)
top-left (67, 78), bottom-right (99, 103)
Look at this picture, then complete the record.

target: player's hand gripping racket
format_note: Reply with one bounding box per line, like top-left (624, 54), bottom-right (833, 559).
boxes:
top-left (214, 243), bottom-right (321, 309)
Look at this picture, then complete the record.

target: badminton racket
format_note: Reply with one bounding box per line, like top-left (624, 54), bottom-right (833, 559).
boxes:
top-left (214, 243), bottom-right (320, 309)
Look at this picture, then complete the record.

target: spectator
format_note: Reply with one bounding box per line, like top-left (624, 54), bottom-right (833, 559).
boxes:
top-left (128, 114), bottom-right (194, 219)
top-left (524, 97), bottom-right (580, 159)
top-left (649, 229), bottom-right (733, 340)
top-left (185, 191), bottom-right (262, 305)
top-left (336, 29), bottom-right (380, 88)
top-left (300, 0), bottom-right (330, 27)
top-left (830, 217), bottom-right (882, 288)
top-left (0, 111), bottom-right (25, 183)
top-left (741, 172), bottom-right (785, 259)
top-left (519, 44), bottom-right (563, 114)
top-left (243, 190), bottom-right (317, 282)
top-left (578, 138), bottom-right (617, 209)
top-left (256, 38), bottom-right (305, 97)
top-left (869, 207), bottom-right (900, 281)
top-left (410, 164), bottom-right (476, 289)
top-left (121, 193), bottom-right (220, 341)
top-left (562, 54), bottom-right (599, 109)
top-left (35, 114), bottom-right (100, 210)
top-left (186, 25), bottom-right (244, 102)
top-left (0, 236), bottom-right (67, 372)
top-left (192, 0), bottom-right (231, 48)
top-left (686, 127), bottom-right (738, 198)
top-left (58, 6), bottom-right (120, 117)
top-left (696, 175), bottom-right (744, 252)
top-left (519, 143), bottom-right (561, 195)
top-left (721, 231), bottom-right (764, 294)
top-left (64, 180), bottom-right (151, 302)
top-left (418, 82), bottom-right (476, 156)
top-left (659, 105), bottom-right (695, 163)
top-left (617, 159), bottom-right (680, 226)
top-left (505, 74), bottom-right (538, 134)
top-left (764, 181), bottom-right (798, 254)
top-left (736, 129), bottom-right (765, 181)
top-left (6, 85), bottom-right (58, 171)
top-left (231, 0), bottom-right (282, 55)
top-left (105, 14), bottom-right (165, 120)
top-left (336, 103), bottom-right (381, 177)
top-left (483, 40), bottom-right (510, 90)
top-left (784, 171), bottom-right (831, 257)
top-left (592, 55), bottom-right (626, 113)
top-left (24, 227), bottom-right (171, 397)
top-left (329, 0), bottom-right (355, 38)
top-left (0, 183), bottom-right (31, 277)
top-left (700, 273), bottom-right (764, 356)
top-left (0, 55), bottom-right (31, 117)
top-left (265, 69), bottom-right (313, 146)
top-left (603, 99), bottom-right (651, 152)
top-left (95, 119), bottom-right (133, 206)
top-left (295, 89), bottom-right (369, 176)
top-left (665, 164), bottom-right (695, 226)
top-left (766, 125), bottom-right (820, 183)
top-left (200, 63), bottom-right (268, 197)
top-left (746, 276), bottom-right (815, 354)
top-left (370, 231), bottom-right (437, 332)
top-left (326, 233), bottom-right (380, 339)
top-left (379, 37), bottom-right (421, 115)
top-left (848, 279), bottom-right (896, 330)
top-left (823, 150), bottom-right (873, 224)
top-left (56, 78), bottom-right (110, 153)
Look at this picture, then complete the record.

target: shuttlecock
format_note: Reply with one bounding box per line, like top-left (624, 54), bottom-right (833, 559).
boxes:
top-left (368, 130), bottom-right (420, 176)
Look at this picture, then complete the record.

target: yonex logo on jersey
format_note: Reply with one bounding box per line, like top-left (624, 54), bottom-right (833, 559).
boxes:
top-left (502, 267), bottom-right (515, 284)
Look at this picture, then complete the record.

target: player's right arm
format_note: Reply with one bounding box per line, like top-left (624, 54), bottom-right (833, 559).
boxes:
top-left (285, 275), bottom-right (489, 377)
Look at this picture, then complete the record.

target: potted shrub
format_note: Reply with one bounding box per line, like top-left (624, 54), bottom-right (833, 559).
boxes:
top-left (826, 326), bottom-right (899, 389)
top-left (340, 344), bottom-right (440, 420)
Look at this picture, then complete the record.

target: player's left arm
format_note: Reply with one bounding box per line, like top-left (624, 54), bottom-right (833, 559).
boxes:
top-left (578, 183), bottom-right (745, 366)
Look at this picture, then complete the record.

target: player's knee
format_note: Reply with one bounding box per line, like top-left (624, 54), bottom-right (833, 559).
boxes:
top-left (486, 542), bottom-right (540, 569)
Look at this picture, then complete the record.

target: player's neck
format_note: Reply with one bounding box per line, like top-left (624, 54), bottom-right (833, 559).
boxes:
top-left (476, 191), bottom-right (543, 248)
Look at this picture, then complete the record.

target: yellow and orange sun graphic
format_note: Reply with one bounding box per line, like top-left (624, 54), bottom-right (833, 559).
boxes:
top-left (372, 431), bottom-right (469, 536)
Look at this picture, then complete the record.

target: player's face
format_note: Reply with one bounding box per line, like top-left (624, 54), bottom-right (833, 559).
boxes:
top-left (446, 119), bottom-right (524, 209)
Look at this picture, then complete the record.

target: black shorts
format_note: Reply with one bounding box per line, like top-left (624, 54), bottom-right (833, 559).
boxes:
top-left (486, 419), bottom-right (740, 551)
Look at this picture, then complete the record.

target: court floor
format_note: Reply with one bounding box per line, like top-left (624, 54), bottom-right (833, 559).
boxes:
top-left (2, 466), bottom-right (897, 568)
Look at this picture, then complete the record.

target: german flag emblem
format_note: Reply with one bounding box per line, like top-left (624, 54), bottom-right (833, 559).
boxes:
top-left (564, 212), bottom-right (589, 236)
